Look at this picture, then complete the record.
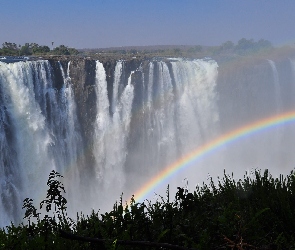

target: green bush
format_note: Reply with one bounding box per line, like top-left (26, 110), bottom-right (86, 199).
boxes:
top-left (1, 169), bottom-right (295, 249)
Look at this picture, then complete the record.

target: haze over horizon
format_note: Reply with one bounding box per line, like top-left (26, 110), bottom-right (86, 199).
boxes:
top-left (1, 0), bottom-right (295, 49)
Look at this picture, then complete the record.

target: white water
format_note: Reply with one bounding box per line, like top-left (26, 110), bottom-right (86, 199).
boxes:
top-left (93, 61), bottom-right (134, 207)
top-left (57, 61), bottom-right (83, 211)
top-left (0, 60), bottom-right (84, 226)
top-left (121, 59), bottom-right (220, 197)
top-left (112, 61), bottom-right (123, 114)
top-left (171, 59), bottom-right (219, 153)
top-left (147, 62), bottom-right (154, 110)
top-left (154, 62), bottom-right (177, 167)
top-left (1, 57), bottom-right (294, 227)
top-left (290, 58), bottom-right (295, 85)
top-left (0, 61), bottom-right (53, 226)
top-left (268, 60), bottom-right (282, 113)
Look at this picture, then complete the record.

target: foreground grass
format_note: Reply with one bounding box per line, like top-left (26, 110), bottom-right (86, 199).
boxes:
top-left (1, 169), bottom-right (295, 249)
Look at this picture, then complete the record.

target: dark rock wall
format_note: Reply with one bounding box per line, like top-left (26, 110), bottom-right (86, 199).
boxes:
top-left (47, 59), bottom-right (65, 90)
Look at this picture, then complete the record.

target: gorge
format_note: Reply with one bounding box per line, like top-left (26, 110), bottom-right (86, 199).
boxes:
top-left (1, 51), bottom-right (295, 227)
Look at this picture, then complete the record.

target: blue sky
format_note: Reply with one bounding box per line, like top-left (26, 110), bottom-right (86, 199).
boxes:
top-left (1, 0), bottom-right (295, 49)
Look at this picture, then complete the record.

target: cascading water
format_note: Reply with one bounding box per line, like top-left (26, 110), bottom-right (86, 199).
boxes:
top-left (56, 61), bottom-right (84, 210)
top-left (268, 60), bottom-right (282, 113)
top-left (214, 57), bottom-right (295, 180)
top-left (153, 61), bottom-right (177, 168)
top-left (171, 59), bottom-right (219, 151)
top-left (92, 61), bottom-right (134, 204)
top-left (0, 61), bottom-right (54, 226)
top-left (0, 60), bottom-right (85, 226)
top-left (289, 58), bottom-right (295, 98)
top-left (112, 61), bottom-right (123, 114)
top-left (0, 56), bottom-right (295, 228)
top-left (124, 59), bottom-right (220, 193)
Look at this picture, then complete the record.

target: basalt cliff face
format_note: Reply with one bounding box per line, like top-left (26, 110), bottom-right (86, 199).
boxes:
top-left (0, 54), bottom-right (295, 227)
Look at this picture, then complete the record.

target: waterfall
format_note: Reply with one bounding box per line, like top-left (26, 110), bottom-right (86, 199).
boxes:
top-left (0, 61), bottom-right (53, 226)
top-left (93, 61), bottom-right (134, 202)
top-left (93, 61), bottom-right (111, 179)
top-left (147, 62), bottom-right (154, 110)
top-left (0, 60), bottom-right (84, 226)
top-left (266, 60), bottom-right (284, 156)
top-left (1, 56), bottom-right (295, 228)
top-left (153, 62), bottom-right (177, 167)
top-left (123, 59), bottom-right (219, 193)
top-left (56, 61), bottom-right (83, 210)
top-left (268, 60), bottom-right (282, 113)
top-left (171, 59), bottom-right (219, 153)
top-left (112, 61), bottom-right (123, 114)
top-left (290, 58), bottom-right (295, 76)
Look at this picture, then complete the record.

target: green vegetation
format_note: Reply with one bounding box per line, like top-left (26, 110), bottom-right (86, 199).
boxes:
top-left (0, 42), bottom-right (78, 56)
top-left (52, 45), bottom-right (79, 56)
top-left (1, 169), bottom-right (295, 249)
top-left (212, 38), bottom-right (273, 56)
top-left (0, 42), bottom-right (20, 56)
top-left (0, 38), bottom-right (275, 58)
top-left (80, 38), bottom-right (273, 59)
top-left (19, 43), bottom-right (51, 55)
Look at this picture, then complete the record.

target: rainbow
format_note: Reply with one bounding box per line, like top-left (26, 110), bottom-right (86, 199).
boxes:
top-left (134, 111), bottom-right (295, 202)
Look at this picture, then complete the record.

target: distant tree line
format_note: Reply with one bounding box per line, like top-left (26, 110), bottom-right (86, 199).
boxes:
top-left (211, 38), bottom-right (272, 55)
top-left (0, 42), bottom-right (79, 56)
top-left (0, 38), bottom-right (273, 58)
top-left (86, 38), bottom-right (272, 58)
